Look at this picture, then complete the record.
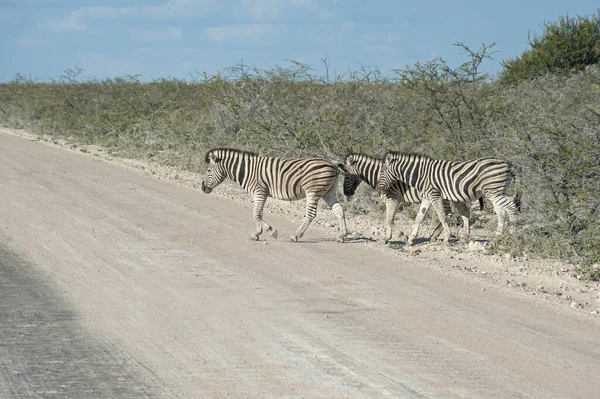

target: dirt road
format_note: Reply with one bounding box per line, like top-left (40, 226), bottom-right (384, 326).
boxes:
top-left (1, 131), bottom-right (599, 398)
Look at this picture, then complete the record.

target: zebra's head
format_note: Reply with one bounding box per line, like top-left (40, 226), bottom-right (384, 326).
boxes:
top-left (337, 154), bottom-right (362, 199)
top-left (201, 150), bottom-right (227, 194)
top-left (378, 152), bottom-right (401, 192)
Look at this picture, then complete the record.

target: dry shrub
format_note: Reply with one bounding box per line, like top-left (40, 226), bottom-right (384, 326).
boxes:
top-left (1, 57), bottom-right (599, 274)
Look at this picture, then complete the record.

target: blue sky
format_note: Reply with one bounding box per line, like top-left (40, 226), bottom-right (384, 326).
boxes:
top-left (1, 0), bottom-right (598, 82)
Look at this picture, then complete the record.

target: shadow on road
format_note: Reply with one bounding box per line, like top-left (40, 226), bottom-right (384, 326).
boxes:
top-left (0, 240), bottom-right (160, 398)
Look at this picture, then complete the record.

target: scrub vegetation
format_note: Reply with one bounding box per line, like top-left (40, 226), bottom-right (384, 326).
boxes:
top-left (1, 13), bottom-right (599, 277)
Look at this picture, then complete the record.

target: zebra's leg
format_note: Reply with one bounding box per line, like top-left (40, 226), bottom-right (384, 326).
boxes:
top-left (291, 194), bottom-right (319, 242)
top-left (485, 193), bottom-right (505, 235)
top-left (506, 202), bottom-right (518, 234)
top-left (501, 195), bottom-right (518, 234)
top-left (383, 197), bottom-right (402, 244)
top-left (453, 201), bottom-right (471, 243)
top-left (429, 199), bottom-right (451, 241)
top-left (323, 191), bottom-right (348, 243)
top-left (407, 198), bottom-right (431, 246)
top-left (251, 193), bottom-right (277, 240)
top-left (488, 194), bottom-right (517, 235)
top-left (431, 197), bottom-right (453, 244)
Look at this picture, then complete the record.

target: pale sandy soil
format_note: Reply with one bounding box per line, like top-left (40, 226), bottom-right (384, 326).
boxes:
top-left (5, 127), bottom-right (596, 318)
top-left (1, 126), bottom-right (599, 398)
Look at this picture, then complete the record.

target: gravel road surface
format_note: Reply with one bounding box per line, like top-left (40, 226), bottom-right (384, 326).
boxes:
top-left (1, 131), bottom-right (599, 398)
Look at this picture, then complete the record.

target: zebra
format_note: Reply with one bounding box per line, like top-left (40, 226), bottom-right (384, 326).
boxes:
top-left (338, 153), bottom-right (481, 244)
top-left (378, 152), bottom-right (519, 245)
top-left (201, 148), bottom-right (348, 242)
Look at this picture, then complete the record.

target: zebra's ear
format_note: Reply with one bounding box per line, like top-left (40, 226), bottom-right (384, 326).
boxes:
top-left (337, 163), bottom-right (349, 174)
top-left (344, 154), bottom-right (356, 166)
top-left (207, 152), bottom-right (220, 163)
top-left (382, 152), bottom-right (391, 164)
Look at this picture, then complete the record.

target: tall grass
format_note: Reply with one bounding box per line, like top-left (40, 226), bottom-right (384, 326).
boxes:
top-left (1, 58), bottom-right (599, 274)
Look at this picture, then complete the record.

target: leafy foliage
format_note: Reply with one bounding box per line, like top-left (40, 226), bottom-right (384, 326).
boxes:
top-left (500, 12), bottom-right (600, 85)
top-left (1, 48), bottom-right (599, 273)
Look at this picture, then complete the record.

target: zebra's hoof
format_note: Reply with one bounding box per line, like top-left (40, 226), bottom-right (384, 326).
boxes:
top-left (290, 235), bottom-right (299, 242)
top-left (250, 235), bottom-right (259, 241)
top-left (269, 229), bottom-right (278, 239)
top-left (336, 236), bottom-right (345, 243)
top-left (406, 237), bottom-right (416, 246)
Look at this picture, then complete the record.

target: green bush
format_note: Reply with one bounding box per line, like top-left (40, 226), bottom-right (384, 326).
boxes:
top-left (1, 50), bottom-right (599, 274)
top-left (500, 12), bottom-right (600, 85)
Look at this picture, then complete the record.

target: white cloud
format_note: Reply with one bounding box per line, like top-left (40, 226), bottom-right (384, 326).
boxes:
top-left (242, 0), bottom-right (285, 20)
top-left (319, 7), bottom-right (334, 19)
top-left (42, 10), bottom-right (86, 32)
top-left (299, 24), bottom-right (344, 48)
top-left (41, 1), bottom-right (212, 32)
top-left (290, 0), bottom-right (315, 6)
top-left (361, 32), bottom-right (402, 45)
top-left (204, 24), bottom-right (277, 44)
top-left (143, 0), bottom-right (215, 18)
top-left (241, 0), bottom-right (335, 22)
top-left (368, 45), bottom-right (398, 56)
top-left (15, 37), bottom-right (51, 47)
top-left (242, 0), bottom-right (331, 20)
top-left (132, 27), bottom-right (183, 41)
top-left (41, 6), bottom-right (138, 32)
top-left (341, 21), bottom-right (355, 31)
top-left (84, 6), bottom-right (138, 19)
top-left (358, 32), bottom-right (403, 56)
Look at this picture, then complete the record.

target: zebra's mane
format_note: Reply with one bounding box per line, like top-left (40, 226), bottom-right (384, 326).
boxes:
top-left (345, 152), bottom-right (382, 164)
top-left (204, 147), bottom-right (258, 163)
top-left (382, 151), bottom-right (432, 163)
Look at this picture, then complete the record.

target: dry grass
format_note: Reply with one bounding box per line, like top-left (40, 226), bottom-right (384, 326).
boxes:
top-left (1, 60), bottom-right (599, 276)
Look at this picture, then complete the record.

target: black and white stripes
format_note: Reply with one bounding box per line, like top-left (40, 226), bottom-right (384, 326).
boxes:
top-left (338, 153), bottom-right (450, 243)
top-left (200, 147), bottom-right (519, 245)
top-left (201, 148), bottom-right (347, 242)
top-left (379, 152), bottom-right (518, 244)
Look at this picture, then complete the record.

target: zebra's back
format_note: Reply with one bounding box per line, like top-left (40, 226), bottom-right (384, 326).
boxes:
top-left (341, 153), bottom-right (423, 204)
top-left (430, 158), bottom-right (512, 202)
top-left (257, 157), bottom-right (338, 201)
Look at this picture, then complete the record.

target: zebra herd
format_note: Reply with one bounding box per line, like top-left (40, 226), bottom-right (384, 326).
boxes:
top-left (201, 148), bottom-right (519, 245)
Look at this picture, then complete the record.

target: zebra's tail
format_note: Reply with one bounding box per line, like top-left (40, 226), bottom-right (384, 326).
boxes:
top-left (513, 188), bottom-right (522, 212)
top-left (511, 171), bottom-right (522, 212)
top-left (478, 197), bottom-right (484, 211)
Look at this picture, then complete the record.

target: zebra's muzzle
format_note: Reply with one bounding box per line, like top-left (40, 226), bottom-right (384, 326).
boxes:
top-left (201, 181), bottom-right (212, 194)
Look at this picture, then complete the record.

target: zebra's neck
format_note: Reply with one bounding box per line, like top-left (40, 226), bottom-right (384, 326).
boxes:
top-left (223, 151), bottom-right (257, 190)
top-left (355, 156), bottom-right (383, 188)
top-left (394, 154), bottom-right (431, 190)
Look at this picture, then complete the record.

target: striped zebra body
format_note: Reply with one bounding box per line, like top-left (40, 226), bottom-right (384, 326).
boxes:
top-left (379, 152), bottom-right (518, 245)
top-left (201, 148), bottom-right (347, 242)
top-left (339, 154), bottom-right (453, 243)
